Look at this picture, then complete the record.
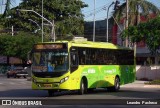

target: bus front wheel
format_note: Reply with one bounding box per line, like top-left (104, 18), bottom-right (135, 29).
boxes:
top-left (79, 79), bottom-right (87, 95)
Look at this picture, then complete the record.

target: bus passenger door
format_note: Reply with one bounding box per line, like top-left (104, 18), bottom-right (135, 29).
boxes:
top-left (70, 52), bottom-right (79, 72)
top-left (70, 52), bottom-right (80, 89)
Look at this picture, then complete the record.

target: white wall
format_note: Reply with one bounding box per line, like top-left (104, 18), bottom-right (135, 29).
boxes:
top-left (136, 65), bottom-right (160, 80)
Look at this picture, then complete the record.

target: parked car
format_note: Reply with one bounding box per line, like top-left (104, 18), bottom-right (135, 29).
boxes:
top-left (6, 67), bottom-right (28, 78)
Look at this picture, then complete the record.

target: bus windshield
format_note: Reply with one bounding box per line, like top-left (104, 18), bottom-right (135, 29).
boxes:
top-left (32, 50), bottom-right (69, 72)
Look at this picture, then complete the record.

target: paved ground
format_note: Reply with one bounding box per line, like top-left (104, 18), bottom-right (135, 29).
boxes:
top-left (0, 74), bottom-right (160, 108)
top-left (121, 80), bottom-right (160, 88)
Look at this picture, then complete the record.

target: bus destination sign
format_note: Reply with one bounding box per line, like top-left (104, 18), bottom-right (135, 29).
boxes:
top-left (34, 44), bottom-right (66, 50)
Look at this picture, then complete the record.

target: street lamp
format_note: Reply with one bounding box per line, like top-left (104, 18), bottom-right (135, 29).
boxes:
top-left (106, 2), bottom-right (115, 42)
top-left (28, 19), bottom-right (41, 33)
top-left (16, 9), bottom-right (55, 42)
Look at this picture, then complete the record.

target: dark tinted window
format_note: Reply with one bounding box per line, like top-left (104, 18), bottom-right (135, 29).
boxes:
top-left (71, 47), bottom-right (134, 65)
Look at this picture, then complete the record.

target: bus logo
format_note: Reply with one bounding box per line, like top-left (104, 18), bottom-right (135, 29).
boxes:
top-left (88, 69), bottom-right (95, 74)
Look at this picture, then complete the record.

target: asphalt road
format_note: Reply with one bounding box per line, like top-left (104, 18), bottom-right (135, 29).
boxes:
top-left (0, 75), bottom-right (159, 107)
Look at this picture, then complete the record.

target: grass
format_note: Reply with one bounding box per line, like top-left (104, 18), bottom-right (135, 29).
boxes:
top-left (144, 80), bottom-right (160, 85)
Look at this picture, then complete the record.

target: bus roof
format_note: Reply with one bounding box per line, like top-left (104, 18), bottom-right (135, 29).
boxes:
top-left (38, 40), bottom-right (132, 50)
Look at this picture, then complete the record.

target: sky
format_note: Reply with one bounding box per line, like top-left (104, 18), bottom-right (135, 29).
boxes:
top-left (82, 0), bottom-right (160, 21)
top-left (1, 0), bottom-right (160, 21)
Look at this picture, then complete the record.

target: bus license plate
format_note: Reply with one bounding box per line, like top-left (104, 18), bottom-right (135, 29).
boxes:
top-left (43, 84), bottom-right (52, 88)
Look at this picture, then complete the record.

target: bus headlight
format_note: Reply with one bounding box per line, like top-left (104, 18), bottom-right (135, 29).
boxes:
top-left (60, 76), bottom-right (69, 84)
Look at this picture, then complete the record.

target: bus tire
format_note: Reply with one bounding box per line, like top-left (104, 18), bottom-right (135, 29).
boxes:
top-left (48, 90), bottom-right (54, 97)
top-left (79, 79), bottom-right (87, 95)
top-left (107, 77), bottom-right (120, 92)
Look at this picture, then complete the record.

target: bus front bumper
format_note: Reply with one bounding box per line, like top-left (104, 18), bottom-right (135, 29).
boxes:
top-left (31, 77), bottom-right (70, 90)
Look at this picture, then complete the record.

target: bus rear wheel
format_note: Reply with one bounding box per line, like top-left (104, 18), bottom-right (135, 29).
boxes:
top-left (107, 77), bottom-right (120, 92)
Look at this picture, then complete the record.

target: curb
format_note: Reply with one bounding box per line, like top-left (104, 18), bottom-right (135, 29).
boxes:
top-left (144, 85), bottom-right (160, 88)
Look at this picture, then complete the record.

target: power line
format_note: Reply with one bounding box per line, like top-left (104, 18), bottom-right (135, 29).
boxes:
top-left (83, 3), bottom-right (112, 17)
top-left (84, 6), bottom-right (108, 18)
top-left (85, 16), bottom-right (107, 21)
top-left (84, 3), bottom-right (115, 21)
top-left (83, 3), bottom-right (109, 14)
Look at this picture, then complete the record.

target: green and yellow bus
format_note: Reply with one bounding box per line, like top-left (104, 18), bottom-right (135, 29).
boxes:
top-left (31, 39), bottom-right (135, 96)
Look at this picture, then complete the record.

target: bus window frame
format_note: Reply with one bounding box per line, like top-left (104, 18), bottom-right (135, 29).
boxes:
top-left (70, 47), bottom-right (79, 73)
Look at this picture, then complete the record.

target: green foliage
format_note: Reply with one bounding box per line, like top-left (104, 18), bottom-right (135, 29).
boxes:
top-left (2, 0), bottom-right (87, 40)
top-left (0, 0), bottom-right (88, 63)
top-left (0, 32), bottom-right (41, 60)
top-left (122, 16), bottom-right (160, 54)
top-left (145, 79), bottom-right (160, 85)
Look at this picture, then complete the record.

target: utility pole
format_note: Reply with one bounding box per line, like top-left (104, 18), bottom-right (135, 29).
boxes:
top-left (42, 0), bottom-right (44, 42)
top-left (93, 0), bottom-right (96, 42)
top-left (125, 0), bottom-right (129, 47)
top-left (51, 20), bottom-right (55, 42)
top-left (11, 26), bottom-right (14, 36)
top-left (106, 2), bottom-right (115, 42)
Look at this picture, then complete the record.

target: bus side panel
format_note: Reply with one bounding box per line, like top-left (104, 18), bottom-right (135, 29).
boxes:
top-left (69, 69), bottom-right (81, 90)
top-left (77, 65), bottom-right (119, 89)
top-left (100, 65), bottom-right (119, 87)
top-left (68, 65), bottom-right (102, 90)
top-left (119, 65), bottom-right (135, 85)
top-left (80, 66), bottom-right (100, 89)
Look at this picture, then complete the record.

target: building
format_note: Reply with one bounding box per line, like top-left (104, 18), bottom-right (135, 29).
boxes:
top-left (84, 18), bottom-right (113, 42)
top-left (84, 14), bottom-right (160, 65)
top-left (113, 14), bottom-right (160, 65)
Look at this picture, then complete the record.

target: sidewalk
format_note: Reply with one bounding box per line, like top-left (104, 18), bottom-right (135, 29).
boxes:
top-left (121, 80), bottom-right (160, 88)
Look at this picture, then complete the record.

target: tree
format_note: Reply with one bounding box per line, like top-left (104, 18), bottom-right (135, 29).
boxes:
top-left (0, 32), bottom-right (41, 61)
top-left (113, 0), bottom-right (160, 47)
top-left (3, 0), bottom-right (88, 40)
top-left (121, 16), bottom-right (160, 54)
top-left (113, 0), bottom-right (159, 26)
